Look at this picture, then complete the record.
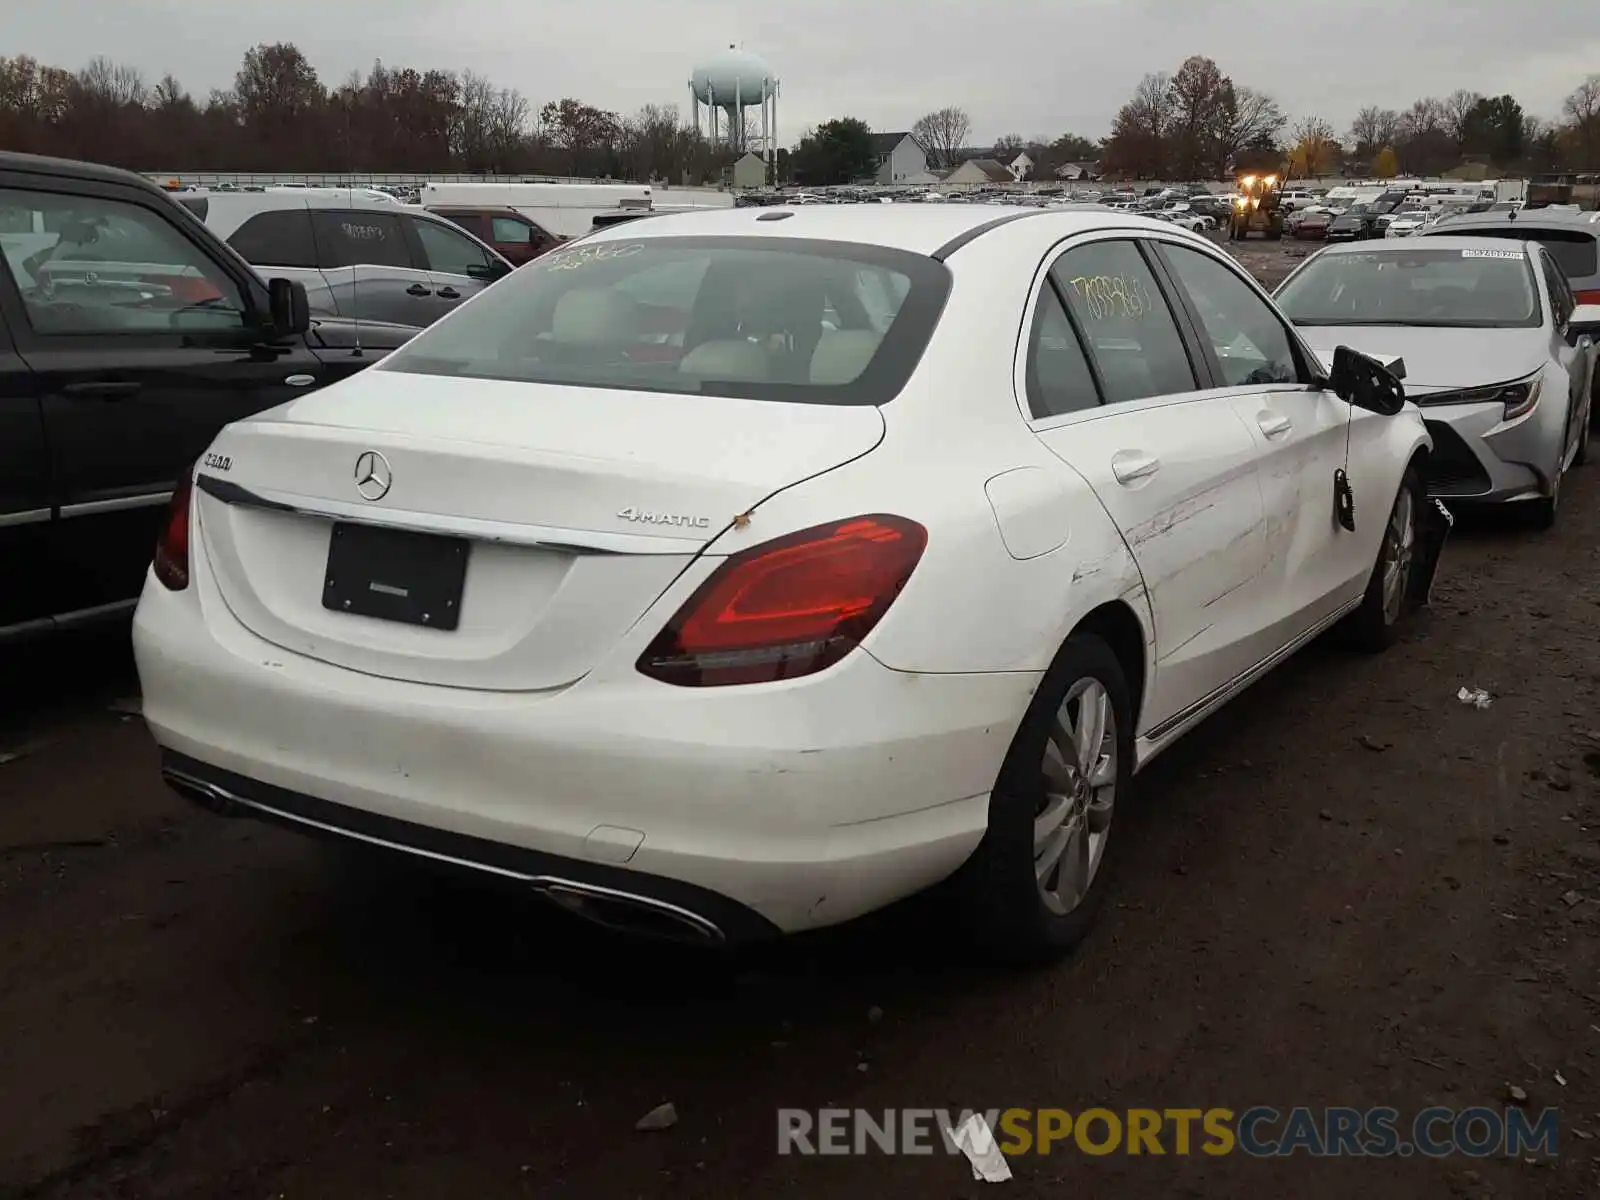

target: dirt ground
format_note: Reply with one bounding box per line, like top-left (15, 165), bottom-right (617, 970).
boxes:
top-left (2, 240), bottom-right (1598, 1199)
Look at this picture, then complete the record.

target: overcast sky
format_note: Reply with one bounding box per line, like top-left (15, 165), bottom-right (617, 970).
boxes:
top-left (4, 0), bottom-right (1596, 145)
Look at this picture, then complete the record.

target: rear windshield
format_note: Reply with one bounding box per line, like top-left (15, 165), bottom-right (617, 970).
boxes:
top-left (1275, 246), bottom-right (1540, 328)
top-left (381, 235), bottom-right (950, 405)
top-left (1426, 226), bottom-right (1597, 282)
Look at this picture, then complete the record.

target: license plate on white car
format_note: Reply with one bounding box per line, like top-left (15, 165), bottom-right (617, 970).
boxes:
top-left (321, 522), bottom-right (469, 631)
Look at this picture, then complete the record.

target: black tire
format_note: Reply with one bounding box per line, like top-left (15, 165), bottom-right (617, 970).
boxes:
top-left (953, 632), bottom-right (1134, 965)
top-left (1343, 465), bottom-right (1425, 653)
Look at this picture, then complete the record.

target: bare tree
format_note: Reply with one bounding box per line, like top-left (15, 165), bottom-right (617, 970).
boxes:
top-left (78, 56), bottom-right (148, 107)
top-left (910, 105), bottom-right (970, 168)
top-left (1562, 73), bottom-right (1600, 128)
top-left (1217, 86), bottom-right (1284, 176)
top-left (1441, 88), bottom-right (1481, 145)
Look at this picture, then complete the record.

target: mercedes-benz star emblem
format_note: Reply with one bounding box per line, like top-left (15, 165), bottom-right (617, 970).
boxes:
top-left (353, 450), bottom-right (392, 501)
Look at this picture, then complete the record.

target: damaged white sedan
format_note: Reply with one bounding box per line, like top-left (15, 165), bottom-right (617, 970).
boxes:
top-left (133, 206), bottom-right (1449, 963)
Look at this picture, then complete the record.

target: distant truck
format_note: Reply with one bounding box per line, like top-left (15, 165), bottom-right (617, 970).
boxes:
top-left (419, 181), bottom-right (652, 241)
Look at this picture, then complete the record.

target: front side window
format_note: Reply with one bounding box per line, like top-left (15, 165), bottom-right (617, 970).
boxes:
top-left (1048, 239), bottom-right (1197, 404)
top-left (380, 236), bottom-right (950, 406)
top-left (413, 217), bottom-right (493, 274)
top-left (1275, 246), bottom-right (1540, 329)
top-left (1160, 244), bottom-right (1300, 386)
top-left (0, 186), bottom-right (246, 335)
top-left (1541, 251), bottom-right (1575, 327)
top-left (310, 211), bottom-right (412, 269)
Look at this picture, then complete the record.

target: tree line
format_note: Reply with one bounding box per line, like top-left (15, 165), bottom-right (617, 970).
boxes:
top-left (2, 45), bottom-right (1597, 186)
top-left (0, 45), bottom-right (731, 182)
top-left (1097, 56), bottom-right (1600, 180)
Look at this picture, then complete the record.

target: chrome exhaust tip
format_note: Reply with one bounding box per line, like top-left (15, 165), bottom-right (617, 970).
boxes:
top-left (536, 881), bottom-right (726, 946)
top-left (161, 768), bottom-right (241, 817)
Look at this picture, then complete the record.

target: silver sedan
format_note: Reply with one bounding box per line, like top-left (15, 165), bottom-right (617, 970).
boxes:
top-left (1273, 236), bottom-right (1599, 528)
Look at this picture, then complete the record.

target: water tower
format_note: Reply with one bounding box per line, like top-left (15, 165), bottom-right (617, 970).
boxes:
top-left (689, 46), bottom-right (779, 169)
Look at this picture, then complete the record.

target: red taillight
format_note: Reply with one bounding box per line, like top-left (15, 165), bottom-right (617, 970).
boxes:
top-left (637, 515), bottom-right (927, 687)
top-left (152, 467), bottom-right (194, 590)
top-left (1575, 289), bottom-right (1600, 306)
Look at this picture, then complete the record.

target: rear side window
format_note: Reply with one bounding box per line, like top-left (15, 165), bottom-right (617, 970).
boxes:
top-left (491, 216), bottom-right (534, 244)
top-left (1025, 283), bottom-right (1099, 418)
top-left (310, 211), bottom-right (412, 269)
top-left (227, 210), bottom-right (317, 269)
top-left (1048, 239), bottom-right (1198, 404)
top-left (380, 236), bottom-right (950, 406)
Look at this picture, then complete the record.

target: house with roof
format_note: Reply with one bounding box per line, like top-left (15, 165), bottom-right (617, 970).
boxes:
top-left (870, 132), bottom-right (930, 185)
top-left (1007, 152), bottom-right (1034, 181)
top-left (941, 157), bottom-right (1016, 188)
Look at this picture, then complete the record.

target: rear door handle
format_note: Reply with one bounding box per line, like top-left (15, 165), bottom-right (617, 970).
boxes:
top-left (437, 287), bottom-right (461, 300)
top-left (62, 381), bottom-right (141, 400)
top-left (405, 284), bottom-right (431, 296)
top-left (1257, 412), bottom-right (1293, 437)
top-left (1111, 452), bottom-right (1160, 484)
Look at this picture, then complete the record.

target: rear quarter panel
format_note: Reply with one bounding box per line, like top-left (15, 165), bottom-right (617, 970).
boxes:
top-left (701, 216), bottom-right (1151, 680)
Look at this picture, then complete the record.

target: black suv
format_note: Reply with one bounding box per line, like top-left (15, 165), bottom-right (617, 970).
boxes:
top-left (0, 152), bottom-right (418, 641)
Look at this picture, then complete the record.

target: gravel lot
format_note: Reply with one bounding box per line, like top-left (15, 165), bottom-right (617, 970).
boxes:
top-left (2, 236), bottom-right (1597, 1198)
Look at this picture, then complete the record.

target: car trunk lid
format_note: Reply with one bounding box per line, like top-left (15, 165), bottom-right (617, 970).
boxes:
top-left (194, 370), bottom-right (885, 691)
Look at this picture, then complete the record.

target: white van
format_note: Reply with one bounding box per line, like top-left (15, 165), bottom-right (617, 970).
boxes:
top-left (420, 182), bottom-right (653, 240)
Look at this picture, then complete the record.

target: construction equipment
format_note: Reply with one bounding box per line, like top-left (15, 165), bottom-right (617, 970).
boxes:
top-left (1229, 173), bottom-right (1284, 241)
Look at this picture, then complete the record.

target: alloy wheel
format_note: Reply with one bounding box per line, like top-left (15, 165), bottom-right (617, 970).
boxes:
top-left (1034, 678), bottom-right (1117, 916)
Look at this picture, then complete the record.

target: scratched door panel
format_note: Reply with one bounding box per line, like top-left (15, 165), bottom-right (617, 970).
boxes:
top-left (1034, 395), bottom-right (1268, 731)
top-left (1227, 386), bottom-right (1356, 653)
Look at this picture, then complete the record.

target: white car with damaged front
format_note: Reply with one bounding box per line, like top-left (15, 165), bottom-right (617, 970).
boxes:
top-left (133, 205), bottom-right (1448, 963)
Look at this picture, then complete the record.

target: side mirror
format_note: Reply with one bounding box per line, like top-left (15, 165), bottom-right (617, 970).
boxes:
top-left (267, 278), bottom-right (310, 337)
top-left (1327, 345), bottom-right (1407, 415)
top-left (467, 261), bottom-right (513, 282)
top-left (1568, 303), bottom-right (1600, 345)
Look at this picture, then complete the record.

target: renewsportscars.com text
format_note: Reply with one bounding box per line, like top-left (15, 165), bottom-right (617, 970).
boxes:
top-left (778, 1106), bottom-right (1559, 1158)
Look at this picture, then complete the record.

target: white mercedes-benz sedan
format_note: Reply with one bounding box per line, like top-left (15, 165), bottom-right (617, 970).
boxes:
top-left (133, 205), bottom-right (1450, 962)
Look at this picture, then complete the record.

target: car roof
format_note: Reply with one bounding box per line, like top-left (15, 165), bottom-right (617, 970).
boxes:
top-left (1428, 210), bottom-right (1600, 234)
top-left (571, 203), bottom-right (1195, 258)
top-left (1311, 234), bottom-right (1535, 256)
top-left (0, 150), bottom-right (165, 195)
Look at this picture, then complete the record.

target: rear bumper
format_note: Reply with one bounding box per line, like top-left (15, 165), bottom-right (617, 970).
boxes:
top-left (160, 750), bottom-right (779, 944)
top-left (133, 544), bottom-right (1036, 938)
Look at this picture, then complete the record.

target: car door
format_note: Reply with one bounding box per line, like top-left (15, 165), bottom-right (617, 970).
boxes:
top-left (0, 299), bottom-right (52, 631)
top-left (308, 209), bottom-right (435, 326)
top-left (1538, 247), bottom-right (1591, 449)
top-left (0, 177), bottom-right (322, 613)
top-left (403, 213), bottom-right (502, 322)
top-left (1022, 235), bottom-right (1269, 732)
top-left (1152, 238), bottom-right (1375, 646)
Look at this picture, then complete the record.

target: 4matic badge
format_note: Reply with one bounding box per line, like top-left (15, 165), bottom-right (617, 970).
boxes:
top-left (617, 506), bottom-right (711, 529)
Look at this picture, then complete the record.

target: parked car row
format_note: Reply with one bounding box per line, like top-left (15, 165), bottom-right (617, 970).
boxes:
top-left (7, 150), bottom-right (1598, 967)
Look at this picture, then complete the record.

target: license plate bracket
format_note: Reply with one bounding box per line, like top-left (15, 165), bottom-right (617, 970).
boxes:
top-left (322, 522), bottom-right (469, 631)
